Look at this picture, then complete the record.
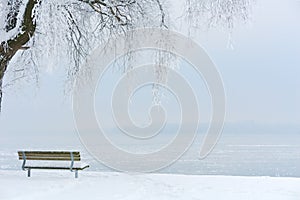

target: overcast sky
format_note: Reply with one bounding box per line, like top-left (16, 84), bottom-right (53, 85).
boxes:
top-left (0, 0), bottom-right (299, 142)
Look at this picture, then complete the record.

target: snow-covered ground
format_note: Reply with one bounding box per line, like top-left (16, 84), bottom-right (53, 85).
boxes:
top-left (1, 170), bottom-right (300, 200)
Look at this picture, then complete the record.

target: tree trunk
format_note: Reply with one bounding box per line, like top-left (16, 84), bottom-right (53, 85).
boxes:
top-left (0, 56), bottom-right (10, 111)
top-left (0, 0), bottom-right (39, 111)
top-left (0, 69), bottom-right (4, 111)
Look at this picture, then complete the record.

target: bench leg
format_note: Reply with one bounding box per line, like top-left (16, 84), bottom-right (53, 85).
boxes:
top-left (75, 170), bottom-right (78, 178)
top-left (27, 169), bottom-right (31, 177)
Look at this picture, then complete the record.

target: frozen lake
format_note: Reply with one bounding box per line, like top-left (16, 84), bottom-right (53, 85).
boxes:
top-left (1, 132), bottom-right (300, 177)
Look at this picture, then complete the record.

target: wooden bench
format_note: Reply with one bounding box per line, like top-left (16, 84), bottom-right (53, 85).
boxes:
top-left (18, 151), bottom-right (89, 178)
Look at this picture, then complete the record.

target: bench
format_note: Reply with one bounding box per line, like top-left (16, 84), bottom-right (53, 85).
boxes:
top-left (18, 151), bottom-right (89, 178)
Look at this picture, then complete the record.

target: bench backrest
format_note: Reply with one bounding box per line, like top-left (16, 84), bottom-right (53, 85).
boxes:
top-left (18, 151), bottom-right (81, 161)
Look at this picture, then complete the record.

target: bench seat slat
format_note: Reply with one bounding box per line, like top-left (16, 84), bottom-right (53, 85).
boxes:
top-left (18, 151), bottom-right (81, 161)
top-left (18, 151), bottom-right (80, 153)
top-left (18, 156), bottom-right (81, 161)
top-left (24, 165), bottom-right (89, 170)
top-left (18, 152), bottom-right (80, 156)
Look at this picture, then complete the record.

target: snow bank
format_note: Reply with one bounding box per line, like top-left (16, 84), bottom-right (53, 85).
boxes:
top-left (0, 170), bottom-right (300, 200)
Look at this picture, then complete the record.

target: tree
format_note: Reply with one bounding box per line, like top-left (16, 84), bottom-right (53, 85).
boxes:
top-left (0, 0), bottom-right (252, 110)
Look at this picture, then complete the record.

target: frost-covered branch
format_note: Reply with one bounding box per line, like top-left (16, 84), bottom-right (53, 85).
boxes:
top-left (0, 0), bottom-right (40, 111)
top-left (0, 0), bottom-right (255, 111)
top-left (186, 0), bottom-right (253, 30)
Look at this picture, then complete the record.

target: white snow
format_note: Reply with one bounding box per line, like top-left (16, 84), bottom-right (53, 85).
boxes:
top-left (0, 170), bottom-right (300, 200)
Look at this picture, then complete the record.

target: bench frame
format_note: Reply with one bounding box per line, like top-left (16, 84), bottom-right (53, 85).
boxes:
top-left (18, 151), bottom-right (89, 178)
